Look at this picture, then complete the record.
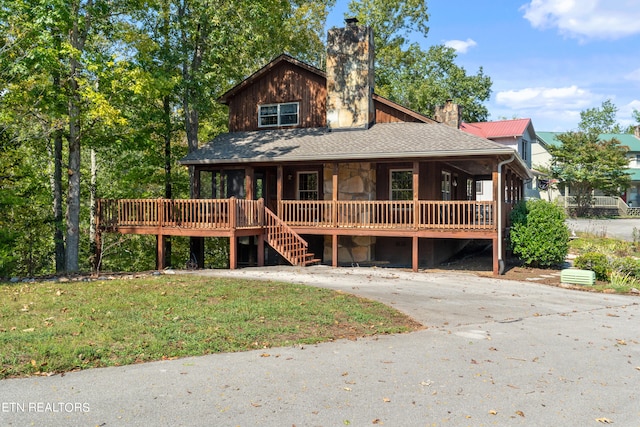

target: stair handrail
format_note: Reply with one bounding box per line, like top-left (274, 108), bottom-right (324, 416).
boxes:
top-left (264, 207), bottom-right (308, 249)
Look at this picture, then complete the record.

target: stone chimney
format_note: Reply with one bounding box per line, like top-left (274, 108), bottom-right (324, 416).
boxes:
top-left (326, 19), bottom-right (375, 130)
top-left (635, 125), bottom-right (640, 139)
top-left (434, 99), bottom-right (462, 129)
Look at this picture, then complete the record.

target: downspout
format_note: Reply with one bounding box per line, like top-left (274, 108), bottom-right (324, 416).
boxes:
top-left (497, 154), bottom-right (515, 274)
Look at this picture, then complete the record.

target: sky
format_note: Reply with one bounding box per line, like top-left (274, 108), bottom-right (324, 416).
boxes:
top-left (326, 0), bottom-right (640, 132)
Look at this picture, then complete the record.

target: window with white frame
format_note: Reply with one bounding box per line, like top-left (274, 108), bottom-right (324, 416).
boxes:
top-left (297, 171), bottom-right (318, 200)
top-left (390, 169), bottom-right (413, 200)
top-left (258, 102), bottom-right (299, 127)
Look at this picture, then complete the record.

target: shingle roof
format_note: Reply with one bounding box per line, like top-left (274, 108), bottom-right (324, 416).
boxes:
top-left (180, 122), bottom-right (522, 166)
top-left (461, 119), bottom-right (532, 139)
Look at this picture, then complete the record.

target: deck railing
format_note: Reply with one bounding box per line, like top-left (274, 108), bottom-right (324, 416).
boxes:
top-left (98, 198), bottom-right (496, 232)
top-left (279, 200), bottom-right (495, 230)
top-left (97, 198), bottom-right (263, 230)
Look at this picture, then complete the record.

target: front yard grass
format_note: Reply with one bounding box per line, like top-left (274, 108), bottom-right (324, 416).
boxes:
top-left (0, 275), bottom-right (422, 379)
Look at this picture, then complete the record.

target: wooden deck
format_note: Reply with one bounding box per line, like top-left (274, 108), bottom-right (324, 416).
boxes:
top-left (98, 198), bottom-right (496, 236)
top-left (97, 198), bottom-right (501, 272)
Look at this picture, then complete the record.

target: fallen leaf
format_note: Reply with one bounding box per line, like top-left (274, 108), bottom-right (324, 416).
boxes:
top-left (515, 410), bottom-right (525, 417)
top-left (343, 387), bottom-right (352, 391)
top-left (372, 419), bottom-right (382, 424)
top-left (251, 402), bottom-right (262, 407)
top-left (596, 417), bottom-right (613, 424)
top-left (616, 339), bottom-right (627, 345)
top-left (383, 397), bottom-right (391, 403)
top-left (260, 353), bottom-right (270, 357)
top-left (488, 410), bottom-right (497, 415)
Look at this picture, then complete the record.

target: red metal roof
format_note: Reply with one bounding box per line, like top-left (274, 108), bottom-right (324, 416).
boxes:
top-left (460, 118), bottom-right (532, 139)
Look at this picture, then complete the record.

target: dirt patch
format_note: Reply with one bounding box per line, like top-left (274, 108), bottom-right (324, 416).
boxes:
top-left (430, 242), bottom-right (564, 287)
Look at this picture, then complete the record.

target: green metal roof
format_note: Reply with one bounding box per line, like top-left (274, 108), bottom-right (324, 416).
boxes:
top-left (536, 131), bottom-right (640, 152)
top-left (599, 133), bottom-right (640, 152)
top-left (629, 168), bottom-right (640, 181)
top-left (536, 131), bottom-right (562, 148)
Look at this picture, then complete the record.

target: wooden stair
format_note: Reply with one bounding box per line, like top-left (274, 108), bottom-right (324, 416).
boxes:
top-left (264, 207), bottom-right (320, 266)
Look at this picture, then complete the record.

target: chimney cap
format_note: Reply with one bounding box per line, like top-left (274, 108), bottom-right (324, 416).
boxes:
top-left (345, 17), bottom-right (359, 26)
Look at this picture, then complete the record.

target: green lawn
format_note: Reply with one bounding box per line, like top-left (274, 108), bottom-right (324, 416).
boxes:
top-left (0, 275), bottom-right (422, 379)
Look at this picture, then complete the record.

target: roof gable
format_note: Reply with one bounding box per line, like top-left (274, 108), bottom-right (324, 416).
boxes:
top-left (218, 54), bottom-right (325, 105)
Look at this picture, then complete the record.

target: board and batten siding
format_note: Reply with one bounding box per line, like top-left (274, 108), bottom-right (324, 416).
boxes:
top-left (226, 61), bottom-right (327, 132)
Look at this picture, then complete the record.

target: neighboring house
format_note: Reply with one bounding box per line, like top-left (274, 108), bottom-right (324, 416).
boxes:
top-left (97, 21), bottom-right (530, 275)
top-left (535, 130), bottom-right (640, 206)
top-left (460, 119), bottom-right (536, 200)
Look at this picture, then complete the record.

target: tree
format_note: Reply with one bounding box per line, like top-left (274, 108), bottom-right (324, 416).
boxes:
top-left (345, 0), bottom-right (492, 122)
top-left (578, 99), bottom-right (624, 134)
top-left (549, 131), bottom-right (630, 216)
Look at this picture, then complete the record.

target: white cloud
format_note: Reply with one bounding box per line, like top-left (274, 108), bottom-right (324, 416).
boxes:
top-left (496, 85), bottom-right (594, 109)
top-left (625, 68), bottom-right (640, 81)
top-left (521, 0), bottom-right (640, 40)
top-left (444, 38), bottom-right (477, 54)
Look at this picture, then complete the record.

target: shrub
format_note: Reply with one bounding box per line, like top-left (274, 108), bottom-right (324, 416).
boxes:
top-left (509, 199), bottom-right (570, 268)
top-left (610, 256), bottom-right (640, 278)
top-left (574, 252), bottom-right (610, 281)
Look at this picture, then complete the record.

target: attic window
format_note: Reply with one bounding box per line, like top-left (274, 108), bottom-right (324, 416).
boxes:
top-left (258, 102), bottom-right (299, 127)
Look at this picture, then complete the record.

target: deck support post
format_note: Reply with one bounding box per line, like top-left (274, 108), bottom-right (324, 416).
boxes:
top-left (157, 234), bottom-right (165, 270)
top-left (492, 236), bottom-right (499, 275)
top-left (257, 233), bottom-right (264, 267)
top-left (332, 234), bottom-right (338, 267)
top-left (412, 235), bottom-right (418, 272)
top-left (229, 234), bottom-right (237, 269)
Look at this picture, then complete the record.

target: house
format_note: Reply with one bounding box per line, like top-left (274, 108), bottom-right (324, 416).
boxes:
top-left (535, 129), bottom-right (640, 209)
top-left (460, 119), bottom-right (536, 200)
top-left (96, 21), bottom-right (530, 275)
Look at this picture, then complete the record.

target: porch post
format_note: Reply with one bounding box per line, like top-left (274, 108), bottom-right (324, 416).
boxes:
top-left (332, 163), bottom-right (338, 227)
top-left (245, 167), bottom-right (254, 200)
top-left (277, 166), bottom-right (283, 217)
top-left (332, 233), bottom-right (338, 267)
top-left (413, 161), bottom-right (419, 229)
top-left (492, 169), bottom-right (500, 275)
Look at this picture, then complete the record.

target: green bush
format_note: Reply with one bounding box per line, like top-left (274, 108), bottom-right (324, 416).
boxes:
top-left (509, 199), bottom-right (570, 268)
top-left (574, 252), bottom-right (610, 281)
top-left (610, 256), bottom-right (640, 278)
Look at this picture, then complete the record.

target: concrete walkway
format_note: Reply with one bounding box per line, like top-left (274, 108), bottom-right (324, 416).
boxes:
top-left (1, 266), bottom-right (639, 426)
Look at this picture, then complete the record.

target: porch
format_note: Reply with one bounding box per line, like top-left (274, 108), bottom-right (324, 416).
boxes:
top-left (96, 198), bottom-right (502, 272)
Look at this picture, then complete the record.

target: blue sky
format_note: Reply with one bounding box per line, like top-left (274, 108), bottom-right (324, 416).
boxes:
top-left (327, 0), bottom-right (640, 132)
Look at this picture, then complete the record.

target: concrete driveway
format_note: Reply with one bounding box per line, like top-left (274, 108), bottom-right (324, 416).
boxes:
top-left (1, 266), bottom-right (639, 426)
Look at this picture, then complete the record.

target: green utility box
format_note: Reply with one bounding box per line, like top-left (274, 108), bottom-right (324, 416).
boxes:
top-left (560, 269), bottom-right (596, 286)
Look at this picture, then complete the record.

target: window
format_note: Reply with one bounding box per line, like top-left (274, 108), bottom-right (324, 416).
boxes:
top-left (467, 179), bottom-right (474, 200)
top-left (390, 169), bottom-right (413, 200)
top-left (258, 102), bottom-right (299, 127)
top-left (441, 171), bottom-right (451, 201)
top-left (297, 172), bottom-right (318, 200)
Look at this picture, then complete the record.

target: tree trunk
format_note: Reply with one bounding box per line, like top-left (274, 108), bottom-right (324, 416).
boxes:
top-left (53, 128), bottom-right (65, 272)
top-left (65, 64), bottom-right (81, 273)
top-left (163, 94), bottom-right (172, 267)
top-left (89, 148), bottom-right (98, 271)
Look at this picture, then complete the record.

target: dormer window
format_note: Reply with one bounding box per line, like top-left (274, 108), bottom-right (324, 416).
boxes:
top-left (258, 102), bottom-right (299, 127)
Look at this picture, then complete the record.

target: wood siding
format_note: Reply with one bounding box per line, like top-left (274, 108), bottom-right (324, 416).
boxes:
top-left (227, 61), bottom-right (326, 131)
top-left (374, 99), bottom-right (424, 123)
